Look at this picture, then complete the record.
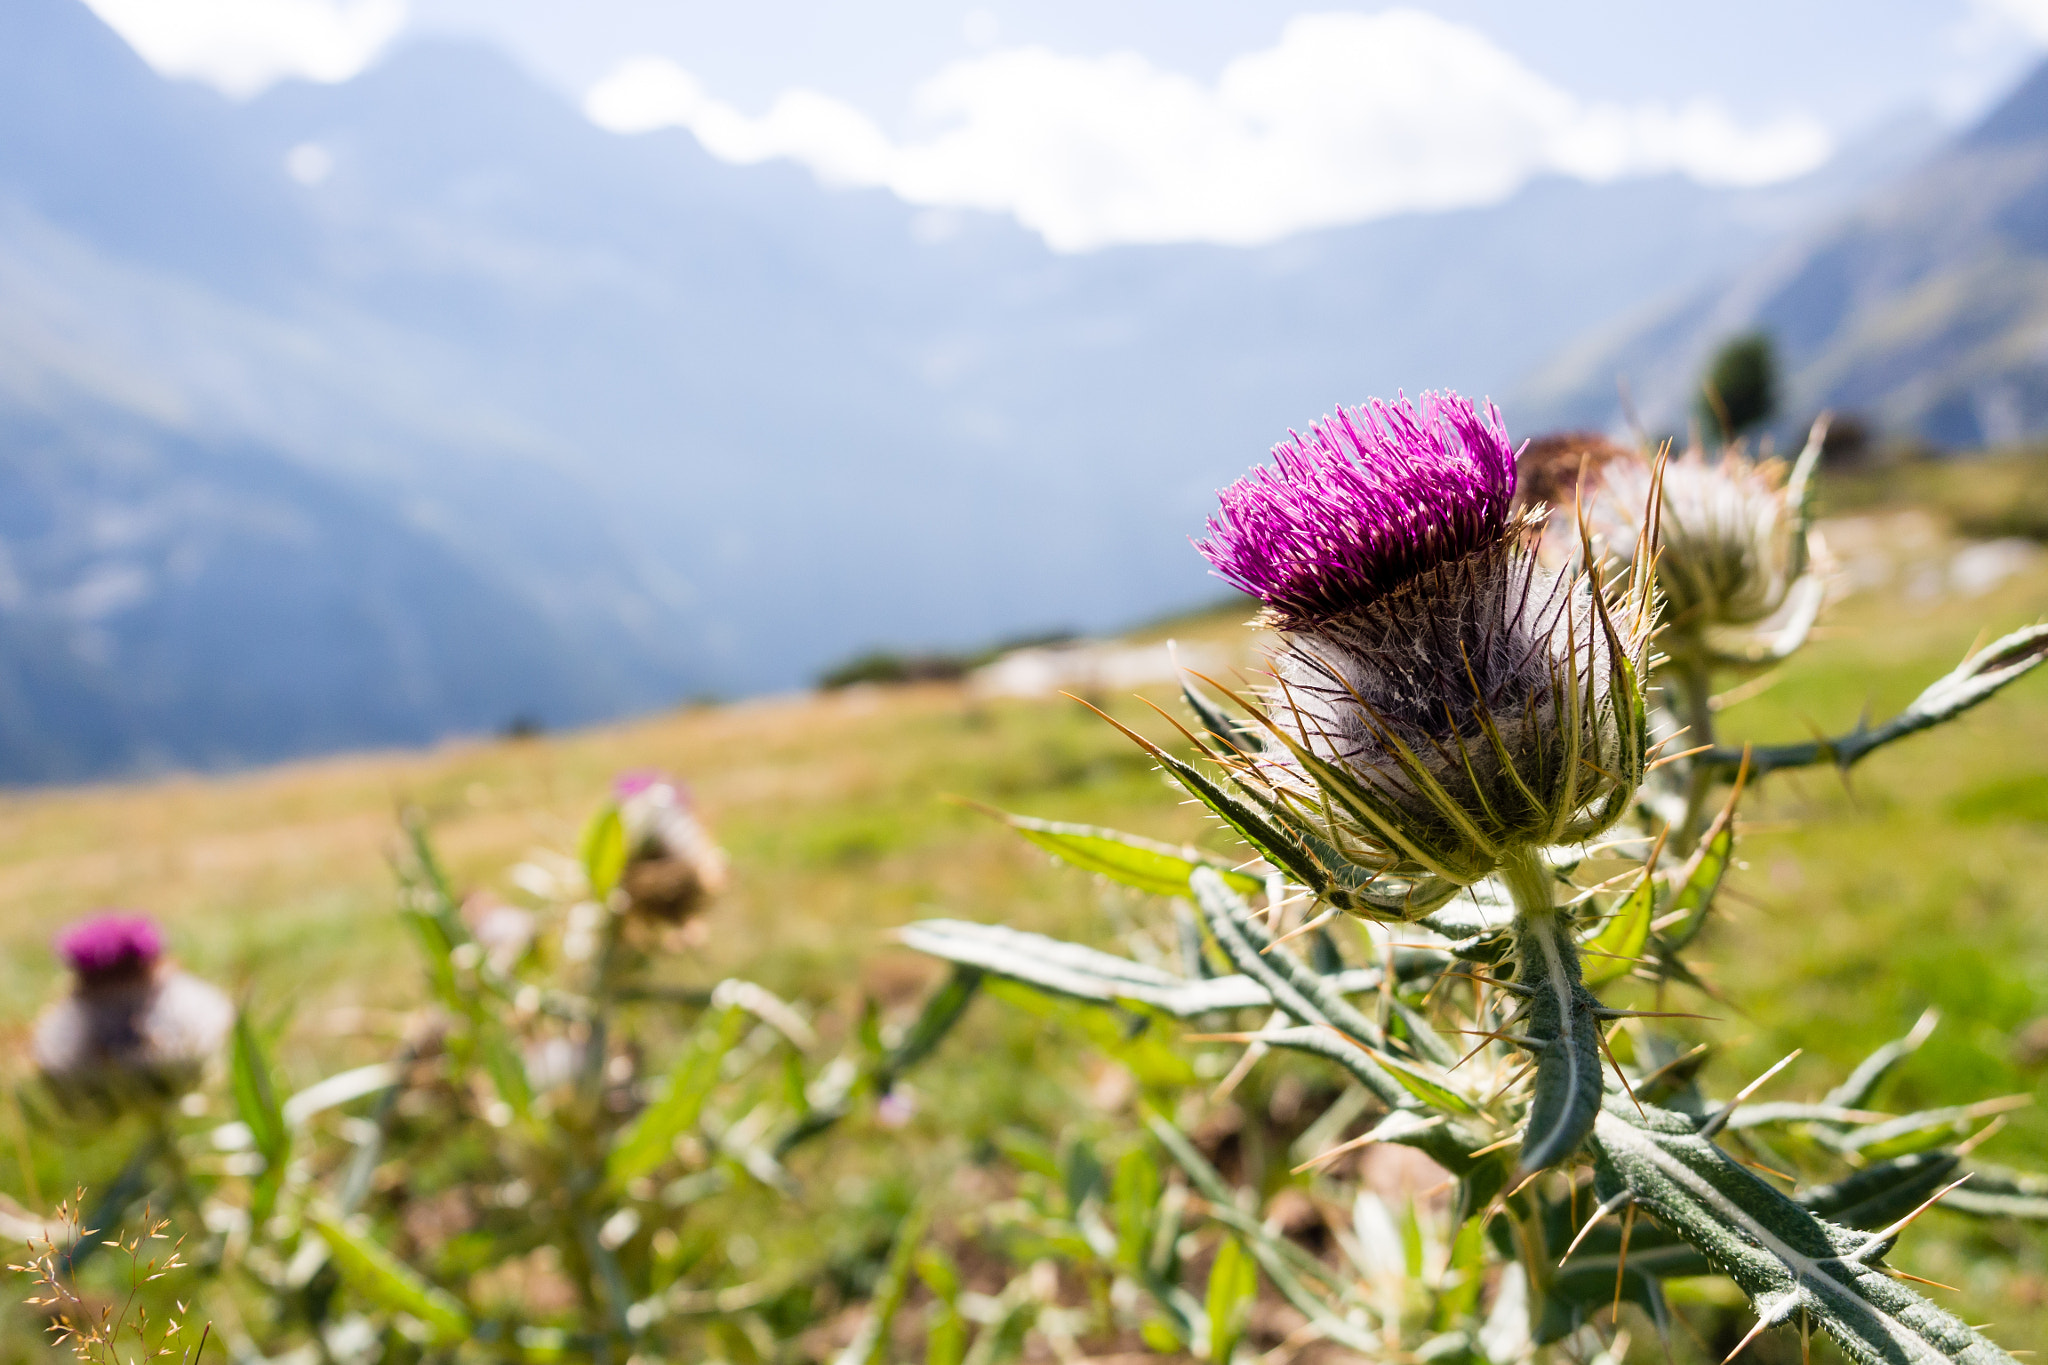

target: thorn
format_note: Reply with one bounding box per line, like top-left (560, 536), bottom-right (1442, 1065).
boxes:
top-left (1208, 1039), bottom-right (1267, 1103)
top-left (1447, 1027), bottom-right (1543, 1072)
top-left (1720, 1313), bottom-right (1771, 1364)
top-left (1887, 1267), bottom-right (1959, 1292)
top-left (1851, 1174), bottom-right (1974, 1262)
top-left (1261, 905), bottom-right (1338, 953)
top-left (1591, 1007), bottom-right (1720, 1021)
top-left (1633, 1043), bottom-right (1712, 1094)
top-left (1291, 1128), bottom-right (1392, 1173)
top-left (1956, 1114), bottom-right (2008, 1157)
top-left (1699, 1049), bottom-right (1802, 1139)
top-left (1466, 1133), bottom-right (1523, 1159)
top-left (1612, 1202), bottom-right (1636, 1323)
top-left (1560, 1191), bottom-right (1632, 1265)
top-left (1598, 1024), bottom-right (1645, 1118)
top-left (1645, 742), bottom-right (1715, 772)
top-left (1904, 1006), bottom-right (1941, 1050)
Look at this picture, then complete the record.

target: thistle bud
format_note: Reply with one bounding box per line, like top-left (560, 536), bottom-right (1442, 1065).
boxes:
top-left (1197, 393), bottom-right (1656, 888)
top-left (1595, 442), bottom-right (1815, 636)
top-left (33, 914), bottom-right (233, 1117)
top-left (614, 772), bottom-right (729, 922)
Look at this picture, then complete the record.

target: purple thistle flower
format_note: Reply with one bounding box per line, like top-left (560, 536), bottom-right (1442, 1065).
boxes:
top-left (36, 913), bottom-right (232, 1117)
top-left (1197, 392), bottom-right (1518, 629)
top-left (613, 769), bottom-right (672, 801)
top-left (1182, 392), bottom-right (1659, 894)
top-left (614, 770), bottom-right (727, 922)
top-left (56, 913), bottom-right (163, 982)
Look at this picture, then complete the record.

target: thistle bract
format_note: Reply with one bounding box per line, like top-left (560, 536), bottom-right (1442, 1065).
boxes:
top-left (615, 771), bottom-right (729, 922)
top-left (1198, 393), bottom-right (1657, 893)
top-left (33, 913), bottom-right (233, 1117)
top-left (1597, 442), bottom-right (1816, 635)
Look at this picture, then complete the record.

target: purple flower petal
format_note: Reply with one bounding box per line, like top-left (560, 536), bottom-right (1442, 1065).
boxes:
top-left (1197, 392), bottom-right (1517, 626)
top-left (56, 913), bottom-right (163, 977)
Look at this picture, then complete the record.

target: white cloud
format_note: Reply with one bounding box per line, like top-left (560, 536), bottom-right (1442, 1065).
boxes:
top-left (82, 0), bottom-right (407, 98)
top-left (1976, 0), bottom-right (2048, 42)
top-left (586, 9), bottom-right (1833, 253)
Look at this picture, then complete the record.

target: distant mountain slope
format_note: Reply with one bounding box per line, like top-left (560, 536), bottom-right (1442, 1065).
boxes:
top-left (1518, 63), bottom-right (2048, 445)
top-left (0, 0), bottom-right (1936, 780)
top-left (0, 405), bottom-right (637, 781)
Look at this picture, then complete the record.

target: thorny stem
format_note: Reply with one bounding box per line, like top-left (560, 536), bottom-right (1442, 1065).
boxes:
top-left (1497, 844), bottom-right (1555, 926)
top-left (568, 902), bottom-right (633, 1358)
top-left (1663, 643), bottom-right (1721, 856)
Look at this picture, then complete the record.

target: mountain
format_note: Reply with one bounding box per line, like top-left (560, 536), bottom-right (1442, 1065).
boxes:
top-left (1518, 62), bottom-right (2048, 445)
top-left (0, 0), bottom-right (1936, 780)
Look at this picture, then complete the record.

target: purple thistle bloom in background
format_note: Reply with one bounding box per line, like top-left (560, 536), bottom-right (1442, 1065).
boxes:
top-left (613, 770), bottom-right (728, 923)
top-left (35, 912), bottom-right (232, 1117)
top-left (56, 913), bottom-right (163, 981)
top-left (1197, 392), bottom-right (1518, 629)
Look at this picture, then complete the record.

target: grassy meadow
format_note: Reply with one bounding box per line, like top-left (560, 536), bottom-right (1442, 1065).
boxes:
top-left (1, 494), bottom-right (2046, 1358)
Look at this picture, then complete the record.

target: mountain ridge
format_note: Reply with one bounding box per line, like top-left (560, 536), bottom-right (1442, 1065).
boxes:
top-left (0, 0), bottom-right (1963, 779)
top-left (1517, 59), bottom-right (2048, 445)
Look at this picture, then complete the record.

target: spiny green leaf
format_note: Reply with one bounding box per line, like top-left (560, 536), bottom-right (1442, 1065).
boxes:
top-left (1799, 1152), bottom-right (1963, 1229)
top-left (1829, 1099), bottom-right (2033, 1162)
top-left (1826, 1009), bottom-right (1939, 1111)
top-left (1518, 912), bottom-right (1603, 1176)
top-left (1591, 1103), bottom-right (2017, 1364)
top-left (309, 1211), bottom-right (471, 1345)
top-left (1183, 679), bottom-right (1265, 755)
top-left (606, 1006), bottom-right (747, 1191)
top-left (996, 810), bottom-right (1266, 900)
top-left (1581, 867), bottom-right (1654, 987)
top-left (1943, 1165), bottom-right (2048, 1222)
top-left (1658, 814), bottom-right (1734, 950)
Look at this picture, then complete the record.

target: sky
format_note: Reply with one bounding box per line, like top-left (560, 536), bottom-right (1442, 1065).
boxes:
top-left (80, 0), bottom-right (2048, 250)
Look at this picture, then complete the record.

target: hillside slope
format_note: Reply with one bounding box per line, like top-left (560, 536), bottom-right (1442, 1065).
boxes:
top-left (0, 516), bottom-right (2042, 1340)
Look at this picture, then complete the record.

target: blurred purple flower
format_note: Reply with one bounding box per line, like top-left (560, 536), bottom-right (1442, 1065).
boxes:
top-left (615, 770), bottom-right (728, 922)
top-left (875, 1087), bottom-right (917, 1129)
top-left (56, 913), bottom-right (163, 981)
top-left (35, 913), bottom-right (232, 1116)
top-left (1197, 391), bottom-right (1517, 629)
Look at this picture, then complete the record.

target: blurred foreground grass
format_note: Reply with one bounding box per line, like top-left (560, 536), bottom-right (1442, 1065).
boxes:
top-left (0, 509), bottom-right (2045, 1355)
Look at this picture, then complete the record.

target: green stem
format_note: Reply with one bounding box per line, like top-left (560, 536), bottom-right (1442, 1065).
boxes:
top-left (1497, 845), bottom-right (1554, 922)
top-left (1662, 643), bottom-right (1721, 855)
top-left (1502, 846), bottom-right (1602, 1175)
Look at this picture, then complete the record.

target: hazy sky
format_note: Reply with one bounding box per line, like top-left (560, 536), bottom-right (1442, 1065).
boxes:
top-left (82, 0), bottom-right (2048, 249)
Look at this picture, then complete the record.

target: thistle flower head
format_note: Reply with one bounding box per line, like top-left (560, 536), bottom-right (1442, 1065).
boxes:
top-left (1197, 395), bottom-right (1658, 897)
top-left (1198, 392), bottom-right (1518, 630)
top-left (56, 914), bottom-right (162, 983)
top-left (35, 914), bottom-right (231, 1117)
top-left (1596, 441), bottom-right (1816, 634)
top-left (615, 770), bottom-right (728, 923)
